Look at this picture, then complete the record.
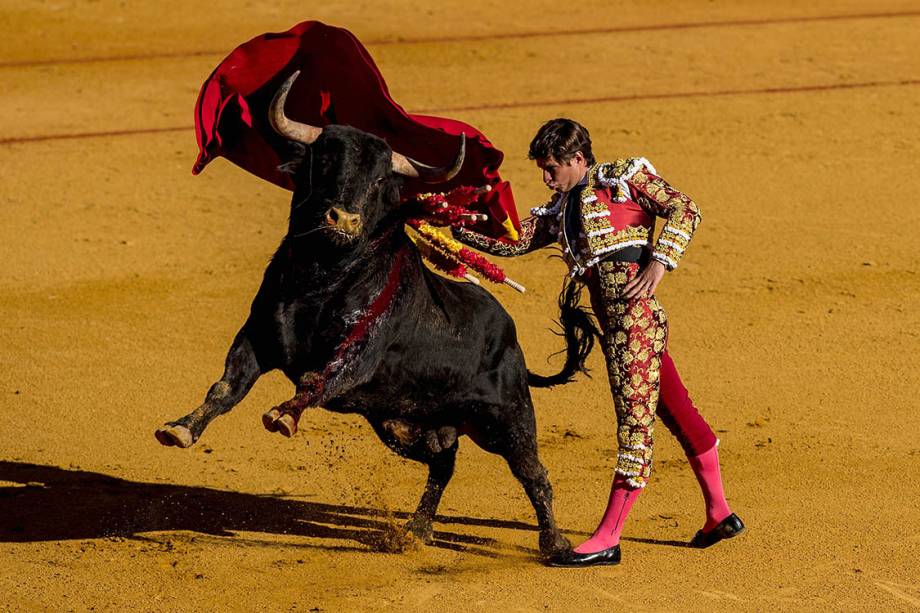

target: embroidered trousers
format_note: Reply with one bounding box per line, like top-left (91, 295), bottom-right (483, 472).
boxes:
top-left (586, 260), bottom-right (716, 488)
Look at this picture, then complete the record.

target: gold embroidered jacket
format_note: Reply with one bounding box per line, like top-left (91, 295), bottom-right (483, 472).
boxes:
top-left (454, 159), bottom-right (702, 273)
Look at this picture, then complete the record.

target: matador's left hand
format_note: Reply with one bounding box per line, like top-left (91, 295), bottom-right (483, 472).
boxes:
top-left (623, 260), bottom-right (666, 299)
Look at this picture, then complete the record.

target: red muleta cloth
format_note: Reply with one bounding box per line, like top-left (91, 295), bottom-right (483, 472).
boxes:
top-left (192, 20), bottom-right (521, 242)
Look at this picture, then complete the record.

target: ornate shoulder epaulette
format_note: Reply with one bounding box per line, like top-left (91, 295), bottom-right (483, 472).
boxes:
top-left (530, 192), bottom-right (565, 218)
top-left (594, 158), bottom-right (657, 203)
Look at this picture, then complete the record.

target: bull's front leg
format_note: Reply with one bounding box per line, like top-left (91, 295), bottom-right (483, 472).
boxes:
top-left (155, 330), bottom-right (261, 448)
top-left (375, 419), bottom-right (460, 543)
top-left (262, 372), bottom-right (323, 438)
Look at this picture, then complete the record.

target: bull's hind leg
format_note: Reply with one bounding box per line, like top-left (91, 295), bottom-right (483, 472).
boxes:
top-left (155, 330), bottom-right (261, 448)
top-left (405, 439), bottom-right (458, 542)
top-left (472, 407), bottom-right (571, 558)
top-left (503, 443), bottom-right (571, 557)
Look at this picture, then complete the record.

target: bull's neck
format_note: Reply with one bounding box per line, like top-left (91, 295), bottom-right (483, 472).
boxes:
top-left (285, 224), bottom-right (408, 292)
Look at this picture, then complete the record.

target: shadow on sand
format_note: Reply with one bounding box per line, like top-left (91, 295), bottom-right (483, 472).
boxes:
top-left (0, 461), bottom-right (543, 558)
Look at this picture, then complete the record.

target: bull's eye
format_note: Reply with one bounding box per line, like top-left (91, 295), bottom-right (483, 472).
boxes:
top-left (374, 176), bottom-right (385, 185)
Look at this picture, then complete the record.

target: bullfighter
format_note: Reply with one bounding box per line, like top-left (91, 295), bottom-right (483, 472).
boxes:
top-left (454, 118), bottom-right (745, 566)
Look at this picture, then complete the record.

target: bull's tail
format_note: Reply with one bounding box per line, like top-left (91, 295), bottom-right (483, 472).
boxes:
top-left (527, 276), bottom-right (601, 388)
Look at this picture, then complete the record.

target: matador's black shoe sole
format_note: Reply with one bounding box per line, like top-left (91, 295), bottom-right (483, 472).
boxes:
top-left (546, 544), bottom-right (621, 567)
top-left (690, 513), bottom-right (745, 548)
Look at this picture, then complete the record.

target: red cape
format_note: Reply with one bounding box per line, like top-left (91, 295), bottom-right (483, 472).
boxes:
top-left (192, 20), bottom-right (520, 241)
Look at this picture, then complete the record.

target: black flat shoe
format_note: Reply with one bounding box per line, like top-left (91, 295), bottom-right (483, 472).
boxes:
top-left (690, 513), bottom-right (745, 548)
top-left (546, 544), bottom-right (621, 567)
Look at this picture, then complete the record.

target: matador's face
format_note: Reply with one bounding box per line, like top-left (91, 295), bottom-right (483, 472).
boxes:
top-left (535, 151), bottom-right (589, 194)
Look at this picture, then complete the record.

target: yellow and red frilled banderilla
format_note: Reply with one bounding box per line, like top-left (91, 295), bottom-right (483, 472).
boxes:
top-left (408, 220), bottom-right (526, 293)
top-left (589, 260), bottom-right (669, 489)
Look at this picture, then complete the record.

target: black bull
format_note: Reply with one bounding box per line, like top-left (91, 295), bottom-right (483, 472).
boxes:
top-left (156, 124), bottom-right (592, 557)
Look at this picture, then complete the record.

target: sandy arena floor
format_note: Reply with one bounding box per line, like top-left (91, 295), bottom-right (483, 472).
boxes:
top-left (2, 1), bottom-right (920, 610)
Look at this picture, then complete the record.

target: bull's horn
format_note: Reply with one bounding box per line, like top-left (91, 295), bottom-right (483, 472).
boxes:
top-left (269, 71), bottom-right (323, 145)
top-left (391, 133), bottom-right (466, 183)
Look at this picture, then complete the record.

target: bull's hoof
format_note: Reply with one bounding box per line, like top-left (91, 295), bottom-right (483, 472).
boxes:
top-left (262, 408), bottom-right (298, 437)
top-left (262, 409), bottom-right (281, 432)
top-left (405, 518), bottom-right (434, 545)
top-left (374, 524), bottom-right (419, 553)
top-left (155, 424), bottom-right (195, 448)
top-left (275, 414), bottom-right (297, 437)
top-left (539, 531), bottom-right (573, 558)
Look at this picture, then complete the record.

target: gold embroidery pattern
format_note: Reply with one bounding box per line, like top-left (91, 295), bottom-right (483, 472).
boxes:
top-left (588, 225), bottom-right (651, 254)
top-left (580, 201), bottom-right (610, 218)
top-left (580, 169), bottom-right (605, 216)
top-left (593, 260), bottom-right (669, 489)
top-left (629, 169), bottom-right (701, 270)
top-left (581, 214), bottom-right (613, 235)
top-left (595, 159), bottom-right (635, 201)
top-left (456, 162), bottom-right (697, 276)
top-left (453, 215), bottom-right (555, 257)
top-left (578, 162), bottom-right (657, 263)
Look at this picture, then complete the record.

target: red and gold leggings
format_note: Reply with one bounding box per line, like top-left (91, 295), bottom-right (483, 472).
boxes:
top-left (586, 260), bottom-right (716, 488)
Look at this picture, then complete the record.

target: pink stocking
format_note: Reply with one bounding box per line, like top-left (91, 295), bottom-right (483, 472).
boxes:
top-left (573, 477), bottom-right (640, 554)
top-left (689, 443), bottom-right (733, 532)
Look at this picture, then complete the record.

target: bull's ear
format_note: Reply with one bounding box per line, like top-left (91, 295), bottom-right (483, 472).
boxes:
top-left (277, 142), bottom-right (308, 175)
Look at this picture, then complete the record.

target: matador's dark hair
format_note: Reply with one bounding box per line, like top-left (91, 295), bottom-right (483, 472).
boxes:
top-left (528, 118), bottom-right (596, 166)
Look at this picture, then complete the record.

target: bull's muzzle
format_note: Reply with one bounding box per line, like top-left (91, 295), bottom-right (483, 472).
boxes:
top-left (325, 207), bottom-right (362, 240)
